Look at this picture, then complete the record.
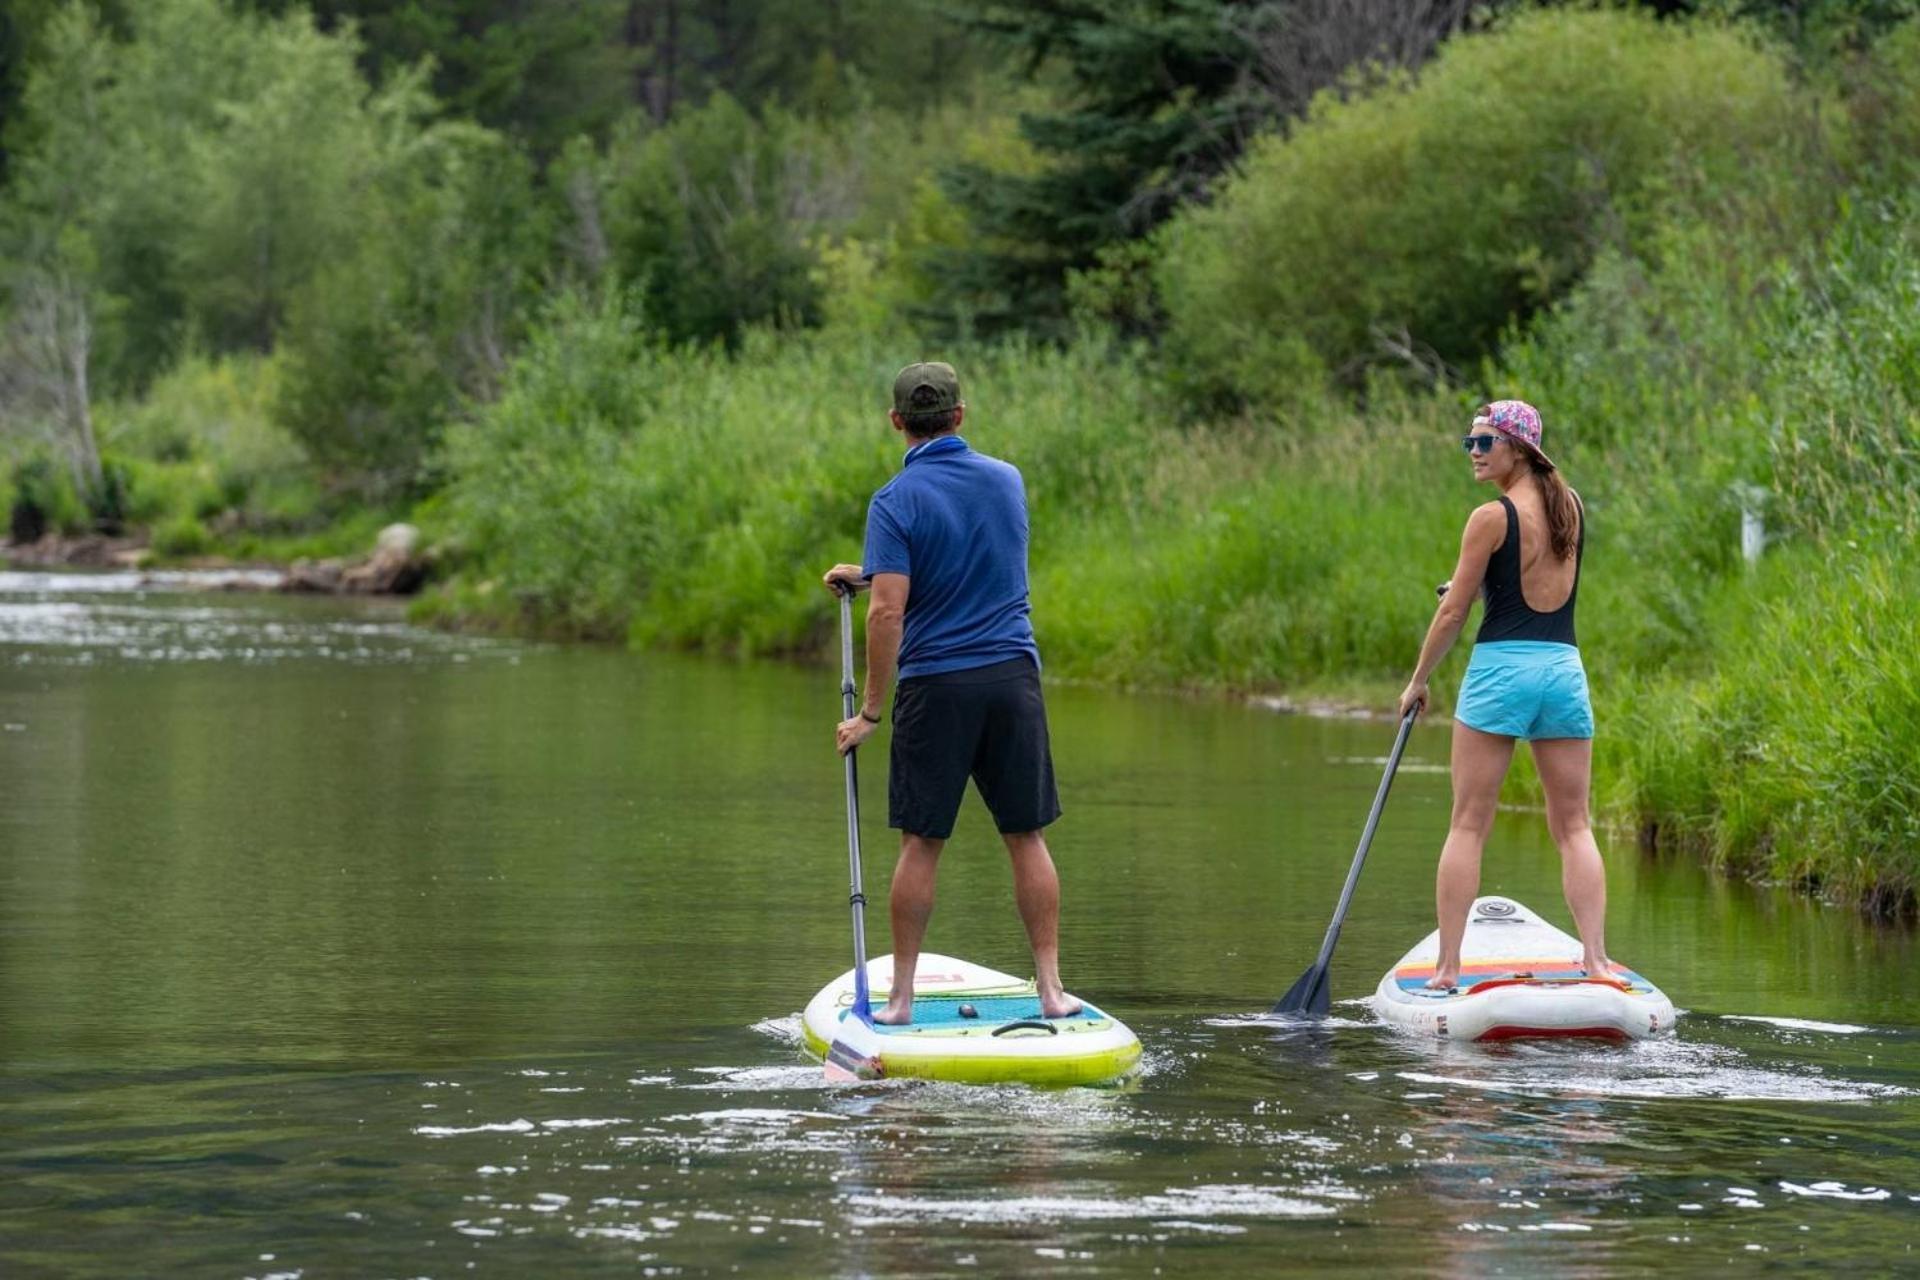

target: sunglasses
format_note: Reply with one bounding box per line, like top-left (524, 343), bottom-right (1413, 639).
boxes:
top-left (1460, 434), bottom-right (1504, 455)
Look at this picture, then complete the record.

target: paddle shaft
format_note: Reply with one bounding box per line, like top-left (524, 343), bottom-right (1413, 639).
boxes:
top-left (1307, 707), bottom-right (1418, 972)
top-left (838, 590), bottom-right (874, 1024)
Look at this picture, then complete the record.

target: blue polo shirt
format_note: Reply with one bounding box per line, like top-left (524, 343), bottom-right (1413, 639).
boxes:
top-left (862, 434), bottom-right (1041, 679)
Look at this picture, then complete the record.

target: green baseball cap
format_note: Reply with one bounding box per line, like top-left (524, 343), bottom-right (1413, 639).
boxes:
top-left (892, 362), bottom-right (961, 415)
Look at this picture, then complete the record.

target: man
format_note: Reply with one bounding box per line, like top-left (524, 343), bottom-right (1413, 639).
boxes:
top-left (822, 361), bottom-right (1080, 1025)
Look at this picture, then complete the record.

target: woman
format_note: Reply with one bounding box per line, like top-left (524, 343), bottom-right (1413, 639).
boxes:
top-left (1396, 400), bottom-right (1608, 990)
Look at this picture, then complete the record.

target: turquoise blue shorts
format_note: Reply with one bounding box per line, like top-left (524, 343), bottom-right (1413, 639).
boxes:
top-left (1456, 641), bottom-right (1594, 741)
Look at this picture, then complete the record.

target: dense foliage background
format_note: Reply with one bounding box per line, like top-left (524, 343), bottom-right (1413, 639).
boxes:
top-left (2, 0), bottom-right (1917, 912)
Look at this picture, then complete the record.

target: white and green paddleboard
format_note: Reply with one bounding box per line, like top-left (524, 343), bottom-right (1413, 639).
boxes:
top-left (802, 953), bottom-right (1141, 1086)
top-left (1373, 896), bottom-right (1677, 1042)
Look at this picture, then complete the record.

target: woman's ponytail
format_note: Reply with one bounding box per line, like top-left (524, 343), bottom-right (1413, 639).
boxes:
top-left (1533, 461), bottom-right (1579, 560)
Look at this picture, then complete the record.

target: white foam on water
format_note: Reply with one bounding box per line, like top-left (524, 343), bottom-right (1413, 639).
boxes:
top-left (1722, 1015), bottom-right (1873, 1035)
top-left (681, 1065), bottom-right (832, 1092)
top-left (664, 1108), bottom-right (847, 1126)
top-left (574, 1225), bottom-right (659, 1243)
top-left (1393, 1068), bottom-right (1903, 1103)
top-left (1778, 1181), bottom-right (1893, 1202)
top-left (752, 1015), bottom-right (804, 1043)
top-left (541, 1118), bottom-right (631, 1130)
top-left (414, 1119), bottom-right (536, 1137)
top-left (1390, 1035), bottom-right (1910, 1103)
top-left (1203, 1011), bottom-right (1374, 1030)
top-left (844, 1182), bottom-right (1350, 1228)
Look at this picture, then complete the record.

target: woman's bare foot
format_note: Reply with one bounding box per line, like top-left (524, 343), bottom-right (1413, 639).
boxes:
top-left (871, 999), bottom-right (913, 1026)
top-left (1424, 968), bottom-right (1459, 991)
top-left (1581, 954), bottom-right (1614, 979)
top-left (1038, 989), bottom-right (1083, 1019)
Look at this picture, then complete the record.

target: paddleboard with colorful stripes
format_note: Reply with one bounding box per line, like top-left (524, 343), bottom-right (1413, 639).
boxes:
top-left (801, 952), bottom-right (1141, 1086)
top-left (1373, 897), bottom-right (1676, 1042)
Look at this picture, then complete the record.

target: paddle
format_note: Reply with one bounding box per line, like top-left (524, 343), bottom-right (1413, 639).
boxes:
top-left (1272, 705), bottom-right (1420, 1018)
top-left (823, 581), bottom-right (884, 1082)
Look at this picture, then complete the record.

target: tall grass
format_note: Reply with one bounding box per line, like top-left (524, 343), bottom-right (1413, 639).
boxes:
top-left (425, 20), bottom-right (1920, 916)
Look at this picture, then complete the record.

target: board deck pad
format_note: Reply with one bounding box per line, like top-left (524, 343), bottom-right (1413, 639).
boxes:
top-left (802, 953), bottom-right (1141, 1084)
top-left (1391, 960), bottom-right (1658, 995)
top-left (846, 993), bottom-right (1106, 1038)
top-left (1371, 897), bottom-right (1677, 1041)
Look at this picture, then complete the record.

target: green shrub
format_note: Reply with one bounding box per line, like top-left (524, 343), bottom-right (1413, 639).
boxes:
top-left (438, 290), bottom-right (1168, 649)
top-left (574, 96), bottom-right (834, 351)
top-left (275, 124), bottom-right (549, 488)
top-left (151, 512), bottom-right (212, 558)
top-left (7, 455), bottom-right (88, 540)
top-left (1153, 9), bottom-right (1806, 406)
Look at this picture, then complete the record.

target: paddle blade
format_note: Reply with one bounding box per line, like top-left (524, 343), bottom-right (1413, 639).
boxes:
top-left (1271, 964), bottom-right (1332, 1018)
top-left (823, 1016), bottom-right (885, 1083)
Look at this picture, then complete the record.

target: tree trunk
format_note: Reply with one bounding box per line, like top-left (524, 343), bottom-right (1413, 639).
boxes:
top-left (63, 279), bottom-right (101, 498)
top-left (6, 266), bottom-right (103, 498)
top-left (626, 0), bottom-right (679, 123)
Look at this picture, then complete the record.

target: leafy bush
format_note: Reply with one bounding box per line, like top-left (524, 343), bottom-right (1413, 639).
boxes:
top-left (1153, 9), bottom-right (1805, 405)
top-left (275, 123), bottom-right (549, 487)
top-left (6, 455), bottom-right (87, 541)
top-left (438, 290), bottom-right (1167, 649)
top-left (150, 511), bottom-right (212, 559)
top-left (1, 0), bottom-right (454, 392)
top-left (569, 96), bottom-right (837, 350)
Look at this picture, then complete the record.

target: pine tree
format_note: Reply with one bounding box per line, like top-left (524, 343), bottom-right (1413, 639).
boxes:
top-left (930, 0), bottom-right (1271, 340)
top-left (933, 0), bottom-right (1479, 340)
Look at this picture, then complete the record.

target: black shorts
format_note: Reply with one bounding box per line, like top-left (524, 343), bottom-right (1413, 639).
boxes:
top-left (889, 657), bottom-right (1061, 839)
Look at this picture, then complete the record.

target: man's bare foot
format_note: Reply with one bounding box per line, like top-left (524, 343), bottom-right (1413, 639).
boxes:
top-left (1424, 969), bottom-right (1459, 991)
top-left (1039, 990), bottom-right (1083, 1019)
top-left (871, 1000), bottom-right (913, 1026)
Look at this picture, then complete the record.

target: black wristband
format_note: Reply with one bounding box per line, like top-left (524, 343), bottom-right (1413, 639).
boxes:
top-left (860, 710), bottom-right (882, 724)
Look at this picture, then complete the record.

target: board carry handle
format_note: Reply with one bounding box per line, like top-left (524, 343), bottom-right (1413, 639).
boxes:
top-left (991, 1020), bottom-right (1061, 1037)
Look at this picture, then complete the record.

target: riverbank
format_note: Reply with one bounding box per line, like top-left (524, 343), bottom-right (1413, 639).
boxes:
top-left (415, 186), bottom-right (1919, 922)
top-left (1, 521), bottom-right (435, 596)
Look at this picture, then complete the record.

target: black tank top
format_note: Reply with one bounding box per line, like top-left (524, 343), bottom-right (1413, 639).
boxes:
top-left (1474, 494), bottom-right (1583, 647)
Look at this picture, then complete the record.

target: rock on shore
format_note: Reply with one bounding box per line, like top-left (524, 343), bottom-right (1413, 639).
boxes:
top-left (2, 522), bottom-right (432, 596)
top-left (283, 524), bottom-right (429, 595)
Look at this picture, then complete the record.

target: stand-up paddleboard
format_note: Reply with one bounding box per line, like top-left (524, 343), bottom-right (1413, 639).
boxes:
top-left (1373, 897), bottom-right (1676, 1042)
top-left (802, 952), bottom-right (1141, 1086)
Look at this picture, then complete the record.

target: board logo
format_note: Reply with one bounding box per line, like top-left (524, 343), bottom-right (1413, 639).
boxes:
top-left (1475, 901), bottom-right (1517, 919)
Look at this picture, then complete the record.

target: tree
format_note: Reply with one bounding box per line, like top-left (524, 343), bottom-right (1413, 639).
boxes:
top-left (0, 3), bottom-right (118, 499)
top-left (934, 0), bottom-right (1475, 340)
top-left (241, 1), bottom-right (632, 156)
top-left (930, 0), bottom-right (1271, 340)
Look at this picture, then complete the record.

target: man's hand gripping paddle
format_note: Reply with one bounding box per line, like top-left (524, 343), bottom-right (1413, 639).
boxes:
top-left (1273, 705), bottom-right (1420, 1018)
top-left (825, 579), bottom-right (884, 1082)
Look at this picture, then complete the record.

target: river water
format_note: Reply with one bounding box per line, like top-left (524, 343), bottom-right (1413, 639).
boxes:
top-left (1, 573), bottom-right (1915, 1277)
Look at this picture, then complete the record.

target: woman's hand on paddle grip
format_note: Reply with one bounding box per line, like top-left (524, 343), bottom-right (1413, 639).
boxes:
top-left (836, 714), bottom-right (878, 755)
top-left (1397, 680), bottom-right (1428, 719)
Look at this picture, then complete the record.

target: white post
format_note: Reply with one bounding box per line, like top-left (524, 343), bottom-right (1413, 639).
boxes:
top-left (1733, 483), bottom-right (1767, 569)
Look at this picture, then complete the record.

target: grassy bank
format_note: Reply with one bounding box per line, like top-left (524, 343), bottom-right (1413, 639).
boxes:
top-left (424, 14), bottom-right (1920, 917)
